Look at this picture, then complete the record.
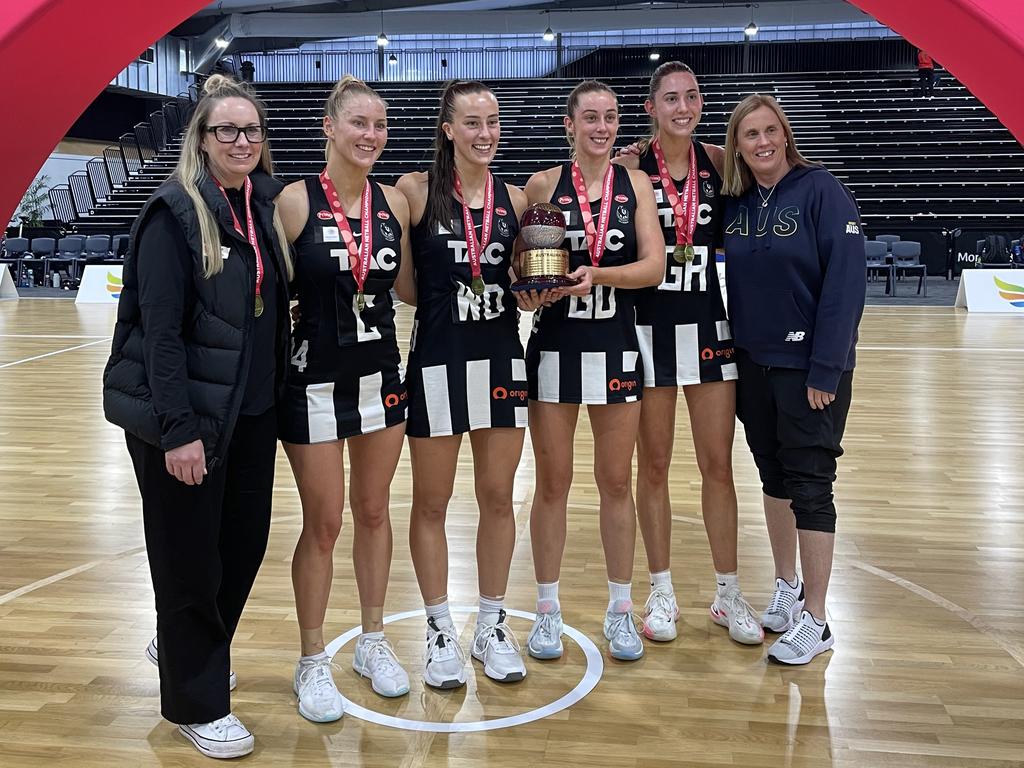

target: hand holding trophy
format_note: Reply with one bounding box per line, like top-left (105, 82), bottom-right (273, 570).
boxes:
top-left (511, 203), bottom-right (579, 292)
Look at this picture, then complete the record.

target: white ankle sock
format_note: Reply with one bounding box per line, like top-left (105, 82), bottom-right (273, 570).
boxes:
top-left (299, 651), bottom-right (327, 666)
top-left (358, 630), bottom-right (384, 645)
top-left (650, 570), bottom-right (673, 591)
top-left (478, 595), bottom-right (504, 627)
top-left (608, 580), bottom-right (632, 611)
top-left (716, 572), bottom-right (739, 594)
top-left (537, 581), bottom-right (559, 611)
top-left (425, 599), bottom-right (453, 629)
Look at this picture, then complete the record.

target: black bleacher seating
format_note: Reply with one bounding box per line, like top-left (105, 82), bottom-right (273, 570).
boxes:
top-left (71, 70), bottom-right (1023, 258)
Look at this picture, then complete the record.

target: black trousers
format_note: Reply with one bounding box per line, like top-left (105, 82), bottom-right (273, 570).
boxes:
top-left (126, 408), bottom-right (277, 724)
top-left (735, 351), bottom-right (852, 533)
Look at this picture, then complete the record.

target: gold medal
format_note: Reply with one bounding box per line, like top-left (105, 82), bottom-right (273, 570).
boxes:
top-left (672, 244), bottom-right (687, 264)
top-left (471, 276), bottom-right (485, 296)
top-left (254, 294), bottom-right (264, 317)
top-left (685, 244), bottom-right (695, 262)
top-left (356, 291), bottom-right (366, 312)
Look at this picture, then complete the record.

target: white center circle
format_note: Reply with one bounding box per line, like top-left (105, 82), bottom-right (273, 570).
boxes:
top-left (324, 606), bottom-right (604, 732)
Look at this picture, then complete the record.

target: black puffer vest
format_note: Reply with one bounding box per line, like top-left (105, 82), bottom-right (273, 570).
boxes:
top-left (102, 170), bottom-right (290, 468)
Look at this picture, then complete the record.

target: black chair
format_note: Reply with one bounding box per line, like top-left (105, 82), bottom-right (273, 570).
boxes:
top-left (892, 240), bottom-right (927, 296)
top-left (875, 234), bottom-right (901, 252)
top-left (49, 237), bottom-right (84, 285)
top-left (22, 237), bottom-right (55, 287)
top-left (78, 234), bottom-right (113, 275)
top-left (2, 237), bottom-right (31, 286)
top-left (865, 240), bottom-right (894, 294)
top-left (111, 234), bottom-right (130, 259)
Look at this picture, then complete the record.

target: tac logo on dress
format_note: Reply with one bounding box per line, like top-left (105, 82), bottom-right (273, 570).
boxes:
top-left (379, 222), bottom-right (396, 242)
top-left (317, 210), bottom-right (333, 221)
top-left (496, 219), bottom-right (511, 238)
top-left (616, 205), bottom-right (630, 225)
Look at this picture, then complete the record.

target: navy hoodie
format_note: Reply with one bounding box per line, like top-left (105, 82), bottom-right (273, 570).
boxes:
top-left (723, 165), bottom-right (865, 394)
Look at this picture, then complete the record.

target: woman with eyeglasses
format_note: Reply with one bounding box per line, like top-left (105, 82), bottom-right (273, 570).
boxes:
top-left (274, 75), bottom-right (415, 721)
top-left (103, 75), bottom-right (293, 759)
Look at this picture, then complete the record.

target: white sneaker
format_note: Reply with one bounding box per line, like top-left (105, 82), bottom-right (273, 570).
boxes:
top-left (761, 576), bottom-right (806, 633)
top-left (641, 585), bottom-right (680, 642)
top-left (293, 656), bottom-right (344, 723)
top-left (178, 714), bottom-right (253, 759)
top-left (352, 635), bottom-right (410, 698)
top-left (472, 609), bottom-right (527, 683)
top-left (603, 600), bottom-right (644, 661)
top-left (526, 601), bottom-right (563, 660)
top-left (146, 637), bottom-right (237, 692)
top-left (767, 610), bottom-right (834, 665)
top-left (423, 617), bottom-right (467, 689)
top-left (710, 584), bottom-right (765, 645)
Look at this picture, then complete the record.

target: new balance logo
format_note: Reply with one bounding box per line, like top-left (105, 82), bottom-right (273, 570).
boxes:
top-left (845, 222), bottom-right (860, 235)
top-left (784, 331), bottom-right (806, 342)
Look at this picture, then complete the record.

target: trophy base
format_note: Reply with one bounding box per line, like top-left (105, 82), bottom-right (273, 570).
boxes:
top-left (510, 274), bottom-right (580, 292)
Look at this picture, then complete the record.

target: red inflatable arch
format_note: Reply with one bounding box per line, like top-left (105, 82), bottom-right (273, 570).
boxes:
top-left (1, 0), bottom-right (1022, 224)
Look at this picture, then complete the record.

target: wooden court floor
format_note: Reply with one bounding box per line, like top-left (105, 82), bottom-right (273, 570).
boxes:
top-left (1, 298), bottom-right (1022, 767)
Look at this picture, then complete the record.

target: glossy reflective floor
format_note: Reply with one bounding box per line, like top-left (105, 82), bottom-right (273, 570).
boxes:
top-left (1, 299), bottom-right (1022, 767)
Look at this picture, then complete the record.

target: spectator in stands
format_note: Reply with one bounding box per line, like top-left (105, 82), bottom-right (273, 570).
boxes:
top-left (917, 49), bottom-right (936, 96)
top-left (102, 74), bottom-right (293, 758)
top-left (722, 93), bottom-right (865, 666)
top-left (521, 80), bottom-right (664, 663)
top-left (274, 75), bottom-right (414, 721)
top-left (613, 61), bottom-right (761, 648)
top-left (395, 81), bottom-right (534, 690)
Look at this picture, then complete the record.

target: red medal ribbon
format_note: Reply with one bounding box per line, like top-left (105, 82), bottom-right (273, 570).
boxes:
top-left (214, 175), bottom-right (263, 309)
top-left (453, 171), bottom-right (494, 285)
top-left (570, 161), bottom-right (615, 267)
top-left (320, 169), bottom-right (373, 297)
top-left (650, 139), bottom-right (698, 247)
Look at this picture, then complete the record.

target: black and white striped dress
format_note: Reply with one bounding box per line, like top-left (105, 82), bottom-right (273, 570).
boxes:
top-left (405, 179), bottom-right (527, 437)
top-left (279, 177), bottom-right (407, 443)
top-left (635, 142), bottom-right (737, 387)
top-left (526, 163), bottom-right (643, 405)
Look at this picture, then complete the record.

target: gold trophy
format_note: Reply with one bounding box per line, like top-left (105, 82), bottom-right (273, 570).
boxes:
top-left (511, 203), bottom-right (578, 292)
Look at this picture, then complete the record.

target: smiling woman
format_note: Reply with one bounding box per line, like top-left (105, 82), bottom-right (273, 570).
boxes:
top-left (100, 73), bottom-right (294, 759)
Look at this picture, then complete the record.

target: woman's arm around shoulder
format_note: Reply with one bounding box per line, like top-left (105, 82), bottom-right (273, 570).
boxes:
top-left (384, 183), bottom-right (417, 306)
top-left (396, 171), bottom-right (428, 229)
top-left (274, 180), bottom-right (308, 244)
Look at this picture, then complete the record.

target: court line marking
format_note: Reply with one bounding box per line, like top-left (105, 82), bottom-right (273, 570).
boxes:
top-left (0, 333), bottom-right (111, 339)
top-left (859, 345), bottom-right (1024, 353)
top-left (0, 546), bottom-right (146, 606)
top-left (325, 606), bottom-right (603, 733)
top-left (0, 338), bottom-right (111, 369)
top-left (848, 560), bottom-right (1024, 670)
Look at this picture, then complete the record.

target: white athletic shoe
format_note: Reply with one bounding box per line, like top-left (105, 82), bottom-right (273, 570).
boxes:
top-left (472, 609), bottom-right (527, 683)
top-left (352, 636), bottom-right (410, 698)
top-left (710, 584), bottom-right (765, 645)
top-left (603, 600), bottom-right (644, 661)
top-left (422, 617), bottom-right (467, 690)
top-left (641, 585), bottom-right (680, 642)
top-left (526, 601), bottom-right (563, 660)
top-left (761, 576), bottom-right (806, 633)
top-left (178, 714), bottom-right (254, 759)
top-left (767, 610), bottom-right (834, 665)
top-left (293, 656), bottom-right (344, 723)
top-left (146, 637), bottom-right (237, 691)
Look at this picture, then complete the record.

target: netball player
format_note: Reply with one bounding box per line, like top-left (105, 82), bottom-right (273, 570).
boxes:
top-left (275, 76), bottom-right (414, 721)
top-left (523, 80), bottom-right (664, 662)
top-left (396, 80), bottom-right (541, 688)
top-left (614, 62), bottom-right (762, 646)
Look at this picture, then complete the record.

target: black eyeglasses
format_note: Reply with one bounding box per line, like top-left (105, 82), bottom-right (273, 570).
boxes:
top-left (205, 124), bottom-right (268, 143)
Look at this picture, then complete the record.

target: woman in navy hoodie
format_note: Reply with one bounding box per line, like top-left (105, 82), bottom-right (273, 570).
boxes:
top-left (722, 94), bottom-right (865, 665)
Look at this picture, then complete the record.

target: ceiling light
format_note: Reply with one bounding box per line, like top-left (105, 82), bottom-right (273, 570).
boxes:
top-left (214, 37), bottom-right (229, 49)
top-left (744, 21), bottom-right (758, 36)
top-left (377, 32), bottom-right (389, 47)
top-left (388, 53), bottom-right (398, 65)
top-left (542, 11), bottom-right (554, 41)
top-left (649, 51), bottom-right (661, 61)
